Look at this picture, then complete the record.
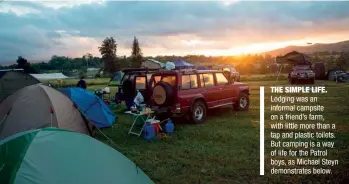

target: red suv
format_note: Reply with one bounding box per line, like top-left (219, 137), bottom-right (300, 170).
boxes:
top-left (149, 69), bottom-right (250, 123)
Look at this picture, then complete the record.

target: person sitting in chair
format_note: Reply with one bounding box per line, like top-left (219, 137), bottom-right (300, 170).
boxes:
top-left (77, 76), bottom-right (87, 89)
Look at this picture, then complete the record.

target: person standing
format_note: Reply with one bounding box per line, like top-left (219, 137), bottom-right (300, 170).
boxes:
top-left (77, 76), bottom-right (87, 89)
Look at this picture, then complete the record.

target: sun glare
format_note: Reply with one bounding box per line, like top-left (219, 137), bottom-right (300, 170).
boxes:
top-left (200, 40), bottom-right (311, 56)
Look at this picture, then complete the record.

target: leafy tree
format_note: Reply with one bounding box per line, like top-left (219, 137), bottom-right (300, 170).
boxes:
top-left (16, 56), bottom-right (28, 69)
top-left (99, 37), bottom-right (119, 73)
top-left (16, 56), bottom-right (36, 73)
top-left (62, 62), bottom-right (72, 72)
top-left (130, 36), bottom-right (143, 68)
top-left (83, 53), bottom-right (93, 68)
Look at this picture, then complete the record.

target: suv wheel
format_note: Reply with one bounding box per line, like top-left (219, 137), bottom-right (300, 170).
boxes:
top-left (234, 92), bottom-right (249, 111)
top-left (190, 100), bottom-right (206, 124)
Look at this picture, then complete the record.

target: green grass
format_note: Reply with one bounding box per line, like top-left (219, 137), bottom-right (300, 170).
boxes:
top-left (42, 78), bottom-right (110, 88)
top-left (91, 79), bottom-right (348, 183)
top-left (240, 74), bottom-right (288, 81)
top-left (42, 74), bottom-right (286, 89)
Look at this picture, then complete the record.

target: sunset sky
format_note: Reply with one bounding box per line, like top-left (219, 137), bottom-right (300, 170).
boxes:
top-left (1, 1), bottom-right (349, 63)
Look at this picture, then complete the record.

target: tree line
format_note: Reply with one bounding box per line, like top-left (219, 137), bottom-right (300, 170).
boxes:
top-left (0, 36), bottom-right (346, 76)
top-left (0, 36), bottom-right (144, 76)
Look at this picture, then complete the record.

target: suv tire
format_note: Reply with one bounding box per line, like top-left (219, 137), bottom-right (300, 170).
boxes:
top-left (153, 82), bottom-right (173, 106)
top-left (234, 92), bottom-right (249, 111)
top-left (190, 100), bottom-right (207, 124)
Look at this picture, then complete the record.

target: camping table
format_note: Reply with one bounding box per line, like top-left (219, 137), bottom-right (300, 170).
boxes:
top-left (125, 110), bottom-right (154, 136)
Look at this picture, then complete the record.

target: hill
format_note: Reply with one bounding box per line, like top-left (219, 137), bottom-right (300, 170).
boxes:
top-left (266, 40), bottom-right (349, 56)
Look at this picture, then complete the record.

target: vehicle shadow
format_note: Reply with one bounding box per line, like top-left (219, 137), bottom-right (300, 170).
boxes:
top-left (207, 106), bottom-right (234, 117)
top-left (172, 106), bottom-right (236, 125)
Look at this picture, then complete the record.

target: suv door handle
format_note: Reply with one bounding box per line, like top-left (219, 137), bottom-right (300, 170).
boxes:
top-left (219, 88), bottom-right (223, 90)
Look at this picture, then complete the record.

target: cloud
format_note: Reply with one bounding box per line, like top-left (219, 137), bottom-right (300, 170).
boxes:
top-left (1, 1), bottom-right (349, 63)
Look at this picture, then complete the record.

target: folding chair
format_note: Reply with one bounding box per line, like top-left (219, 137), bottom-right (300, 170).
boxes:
top-left (127, 111), bottom-right (155, 137)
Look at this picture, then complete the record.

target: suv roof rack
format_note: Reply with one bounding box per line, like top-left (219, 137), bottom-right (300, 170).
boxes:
top-left (177, 68), bottom-right (221, 73)
top-left (122, 68), bottom-right (160, 73)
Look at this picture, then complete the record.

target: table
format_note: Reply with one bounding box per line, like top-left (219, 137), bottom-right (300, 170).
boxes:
top-left (125, 110), bottom-right (154, 136)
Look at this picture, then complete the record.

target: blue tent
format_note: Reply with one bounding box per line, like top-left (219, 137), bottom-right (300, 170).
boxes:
top-left (174, 58), bottom-right (194, 69)
top-left (60, 88), bottom-right (117, 128)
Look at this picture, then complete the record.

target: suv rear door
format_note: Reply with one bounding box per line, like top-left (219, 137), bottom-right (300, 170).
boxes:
top-left (215, 72), bottom-right (232, 105)
top-left (199, 73), bottom-right (220, 108)
top-left (179, 74), bottom-right (200, 109)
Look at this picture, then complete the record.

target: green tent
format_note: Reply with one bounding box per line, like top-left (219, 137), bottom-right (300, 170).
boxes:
top-left (0, 128), bottom-right (154, 184)
top-left (0, 70), bottom-right (40, 103)
top-left (108, 71), bottom-right (124, 86)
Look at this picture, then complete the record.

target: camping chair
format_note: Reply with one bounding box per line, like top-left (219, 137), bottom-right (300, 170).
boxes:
top-left (127, 108), bottom-right (156, 137)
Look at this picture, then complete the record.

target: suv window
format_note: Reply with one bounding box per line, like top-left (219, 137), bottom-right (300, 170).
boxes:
top-left (152, 75), bottom-right (177, 88)
top-left (191, 75), bottom-right (198, 88)
top-left (182, 74), bottom-right (198, 90)
top-left (182, 75), bottom-right (190, 89)
top-left (162, 76), bottom-right (176, 87)
top-left (135, 76), bottom-right (146, 90)
top-left (146, 74), bottom-right (152, 82)
top-left (216, 73), bottom-right (228, 85)
top-left (129, 74), bottom-right (136, 81)
top-left (202, 73), bottom-right (214, 87)
top-left (154, 76), bottom-right (161, 83)
top-left (121, 74), bottom-right (130, 83)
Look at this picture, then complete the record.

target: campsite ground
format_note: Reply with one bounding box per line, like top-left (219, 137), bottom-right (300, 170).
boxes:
top-left (86, 77), bottom-right (349, 183)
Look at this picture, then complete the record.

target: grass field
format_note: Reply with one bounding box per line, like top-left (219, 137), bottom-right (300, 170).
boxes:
top-left (43, 74), bottom-right (288, 89)
top-left (91, 78), bottom-right (349, 183)
top-left (43, 78), bottom-right (110, 88)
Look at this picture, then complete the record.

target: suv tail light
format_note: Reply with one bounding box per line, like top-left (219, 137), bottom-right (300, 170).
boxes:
top-left (171, 103), bottom-right (181, 113)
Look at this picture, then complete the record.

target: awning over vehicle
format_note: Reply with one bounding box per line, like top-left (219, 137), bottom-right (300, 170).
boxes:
top-left (30, 73), bottom-right (69, 81)
top-left (276, 51), bottom-right (312, 65)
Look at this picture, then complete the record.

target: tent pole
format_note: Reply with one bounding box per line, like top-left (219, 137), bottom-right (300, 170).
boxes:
top-left (50, 108), bottom-right (54, 127)
top-left (96, 127), bottom-right (117, 147)
top-left (277, 65), bottom-right (283, 81)
top-left (0, 108), bottom-right (12, 131)
top-left (0, 115), bottom-right (8, 126)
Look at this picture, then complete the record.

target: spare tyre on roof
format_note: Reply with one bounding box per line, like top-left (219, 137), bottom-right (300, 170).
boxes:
top-left (152, 82), bottom-right (173, 106)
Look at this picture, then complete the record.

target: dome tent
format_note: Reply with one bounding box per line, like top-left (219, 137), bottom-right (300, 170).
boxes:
top-left (0, 84), bottom-right (92, 141)
top-left (60, 87), bottom-right (117, 128)
top-left (0, 70), bottom-right (40, 103)
top-left (174, 58), bottom-right (194, 69)
top-left (0, 128), bottom-right (154, 184)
